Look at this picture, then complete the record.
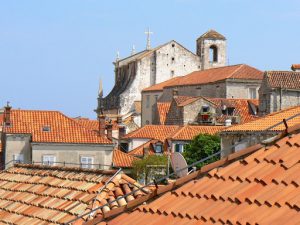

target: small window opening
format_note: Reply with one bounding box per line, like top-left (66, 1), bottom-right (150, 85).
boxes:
top-left (172, 44), bottom-right (175, 47)
top-left (42, 125), bottom-right (51, 132)
top-left (202, 105), bottom-right (210, 113)
top-left (209, 45), bottom-right (218, 62)
top-left (171, 57), bottom-right (175, 62)
top-left (171, 70), bottom-right (175, 77)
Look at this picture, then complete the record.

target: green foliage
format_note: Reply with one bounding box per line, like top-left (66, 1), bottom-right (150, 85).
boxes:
top-left (132, 155), bottom-right (168, 184)
top-left (183, 133), bottom-right (221, 168)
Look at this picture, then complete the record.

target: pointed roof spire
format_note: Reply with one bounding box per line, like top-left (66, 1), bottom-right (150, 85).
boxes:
top-left (131, 45), bottom-right (136, 55)
top-left (98, 78), bottom-right (103, 97)
top-left (145, 27), bottom-right (153, 50)
top-left (116, 51), bottom-right (120, 62)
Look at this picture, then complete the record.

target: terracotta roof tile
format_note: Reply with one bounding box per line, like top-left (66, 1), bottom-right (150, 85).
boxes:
top-left (197, 29), bottom-right (226, 40)
top-left (74, 118), bottom-right (119, 132)
top-left (156, 102), bottom-right (171, 124)
top-left (3, 110), bottom-right (112, 144)
top-left (99, 126), bottom-right (300, 225)
top-left (143, 64), bottom-right (262, 92)
top-left (265, 71), bottom-right (300, 89)
top-left (124, 125), bottom-right (180, 141)
top-left (112, 149), bottom-right (140, 168)
top-left (291, 64), bottom-right (300, 71)
top-left (223, 105), bottom-right (300, 133)
top-left (0, 164), bottom-right (148, 224)
top-left (170, 125), bottom-right (225, 141)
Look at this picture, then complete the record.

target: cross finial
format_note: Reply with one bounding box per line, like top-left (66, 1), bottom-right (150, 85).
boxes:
top-left (131, 45), bottom-right (136, 55)
top-left (145, 27), bottom-right (153, 50)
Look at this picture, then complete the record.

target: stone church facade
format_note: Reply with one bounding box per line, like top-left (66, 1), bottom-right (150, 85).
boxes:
top-left (96, 30), bottom-right (227, 118)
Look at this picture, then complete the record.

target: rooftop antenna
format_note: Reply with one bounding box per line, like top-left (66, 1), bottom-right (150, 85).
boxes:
top-left (131, 45), bottom-right (136, 55)
top-left (170, 152), bottom-right (188, 178)
top-left (145, 27), bottom-right (153, 50)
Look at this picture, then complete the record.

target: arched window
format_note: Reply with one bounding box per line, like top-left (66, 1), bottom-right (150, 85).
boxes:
top-left (209, 45), bottom-right (218, 62)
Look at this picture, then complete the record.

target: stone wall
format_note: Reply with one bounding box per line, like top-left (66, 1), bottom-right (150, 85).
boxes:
top-left (32, 143), bottom-right (113, 170)
top-left (141, 91), bottom-right (163, 126)
top-left (226, 80), bottom-right (261, 99)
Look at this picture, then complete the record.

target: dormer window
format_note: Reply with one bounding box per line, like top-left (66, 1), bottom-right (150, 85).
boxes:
top-left (154, 142), bottom-right (163, 154)
top-left (42, 126), bottom-right (51, 132)
top-left (202, 105), bottom-right (210, 113)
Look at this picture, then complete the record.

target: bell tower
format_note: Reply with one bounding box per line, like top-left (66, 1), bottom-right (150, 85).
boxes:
top-left (197, 29), bottom-right (227, 70)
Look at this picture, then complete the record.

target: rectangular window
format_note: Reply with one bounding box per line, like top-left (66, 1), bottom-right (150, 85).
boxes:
top-left (249, 88), bottom-right (257, 99)
top-left (154, 95), bottom-right (159, 102)
top-left (42, 155), bottom-right (56, 166)
top-left (175, 144), bottom-right (184, 153)
top-left (13, 154), bottom-right (24, 163)
top-left (81, 156), bottom-right (94, 169)
top-left (146, 95), bottom-right (150, 108)
top-left (154, 145), bottom-right (163, 154)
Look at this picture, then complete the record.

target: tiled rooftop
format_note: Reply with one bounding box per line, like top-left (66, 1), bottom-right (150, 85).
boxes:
top-left (156, 102), bottom-right (171, 125)
top-left (171, 125), bottom-right (225, 141)
top-left (94, 124), bottom-right (300, 225)
top-left (223, 105), bottom-right (300, 133)
top-left (3, 110), bottom-right (111, 144)
top-left (198, 29), bottom-right (226, 40)
top-left (291, 64), bottom-right (300, 71)
top-left (112, 149), bottom-right (140, 168)
top-left (128, 140), bottom-right (160, 157)
top-left (124, 125), bottom-right (180, 141)
top-left (0, 164), bottom-right (148, 224)
top-left (74, 118), bottom-right (119, 132)
top-left (265, 71), bottom-right (300, 89)
top-left (143, 64), bottom-right (263, 92)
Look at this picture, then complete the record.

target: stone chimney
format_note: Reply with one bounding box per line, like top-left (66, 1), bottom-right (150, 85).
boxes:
top-left (143, 146), bottom-right (149, 158)
top-left (106, 123), bottom-right (113, 140)
top-left (4, 102), bottom-right (12, 126)
top-left (172, 88), bottom-right (178, 97)
top-left (291, 64), bottom-right (300, 72)
top-left (98, 115), bottom-right (106, 136)
top-left (118, 126), bottom-right (126, 139)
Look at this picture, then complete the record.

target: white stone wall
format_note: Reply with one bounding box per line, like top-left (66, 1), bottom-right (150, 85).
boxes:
top-left (118, 41), bottom-right (200, 116)
top-left (5, 134), bottom-right (32, 166)
top-left (128, 138), bottom-right (150, 152)
top-left (197, 39), bottom-right (227, 70)
top-left (226, 81), bottom-right (261, 99)
top-left (155, 41), bottom-right (200, 84)
top-left (141, 91), bottom-right (163, 126)
top-left (32, 143), bottom-right (114, 170)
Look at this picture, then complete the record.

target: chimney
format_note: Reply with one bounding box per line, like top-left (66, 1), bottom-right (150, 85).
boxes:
top-left (4, 102), bottom-right (12, 126)
top-left (118, 125), bottom-right (126, 139)
top-left (98, 115), bottom-right (106, 136)
top-left (172, 88), bottom-right (178, 97)
top-left (291, 64), bottom-right (300, 72)
top-left (143, 146), bottom-right (149, 158)
top-left (106, 123), bottom-right (113, 140)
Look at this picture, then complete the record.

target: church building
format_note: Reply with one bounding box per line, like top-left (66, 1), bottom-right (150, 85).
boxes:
top-left (96, 29), bottom-right (227, 123)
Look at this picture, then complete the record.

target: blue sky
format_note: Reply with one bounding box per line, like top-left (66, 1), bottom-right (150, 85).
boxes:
top-left (0, 0), bottom-right (299, 118)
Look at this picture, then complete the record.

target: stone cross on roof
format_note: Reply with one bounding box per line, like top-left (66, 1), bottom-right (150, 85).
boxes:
top-left (145, 27), bottom-right (153, 50)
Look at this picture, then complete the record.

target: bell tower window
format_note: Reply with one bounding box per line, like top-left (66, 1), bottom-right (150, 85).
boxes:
top-left (209, 45), bottom-right (218, 63)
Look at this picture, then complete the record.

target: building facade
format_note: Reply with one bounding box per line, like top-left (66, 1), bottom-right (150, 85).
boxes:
top-left (96, 30), bottom-right (228, 118)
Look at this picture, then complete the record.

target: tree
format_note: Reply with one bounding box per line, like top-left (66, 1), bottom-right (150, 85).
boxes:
top-left (183, 133), bottom-right (221, 168)
top-left (132, 155), bottom-right (168, 185)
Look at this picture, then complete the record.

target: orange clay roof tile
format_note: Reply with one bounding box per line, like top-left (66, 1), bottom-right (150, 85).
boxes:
top-left (91, 126), bottom-right (300, 225)
top-left (170, 125), bottom-right (225, 141)
top-left (3, 110), bottom-right (112, 144)
top-left (156, 102), bottom-right (171, 125)
top-left (112, 148), bottom-right (140, 168)
top-left (223, 105), bottom-right (300, 133)
top-left (0, 164), bottom-right (148, 224)
top-left (124, 125), bottom-right (181, 141)
top-left (143, 64), bottom-right (263, 92)
top-left (265, 71), bottom-right (300, 89)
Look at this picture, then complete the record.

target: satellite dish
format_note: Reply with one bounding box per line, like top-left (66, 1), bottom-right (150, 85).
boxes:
top-left (170, 152), bottom-right (188, 178)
